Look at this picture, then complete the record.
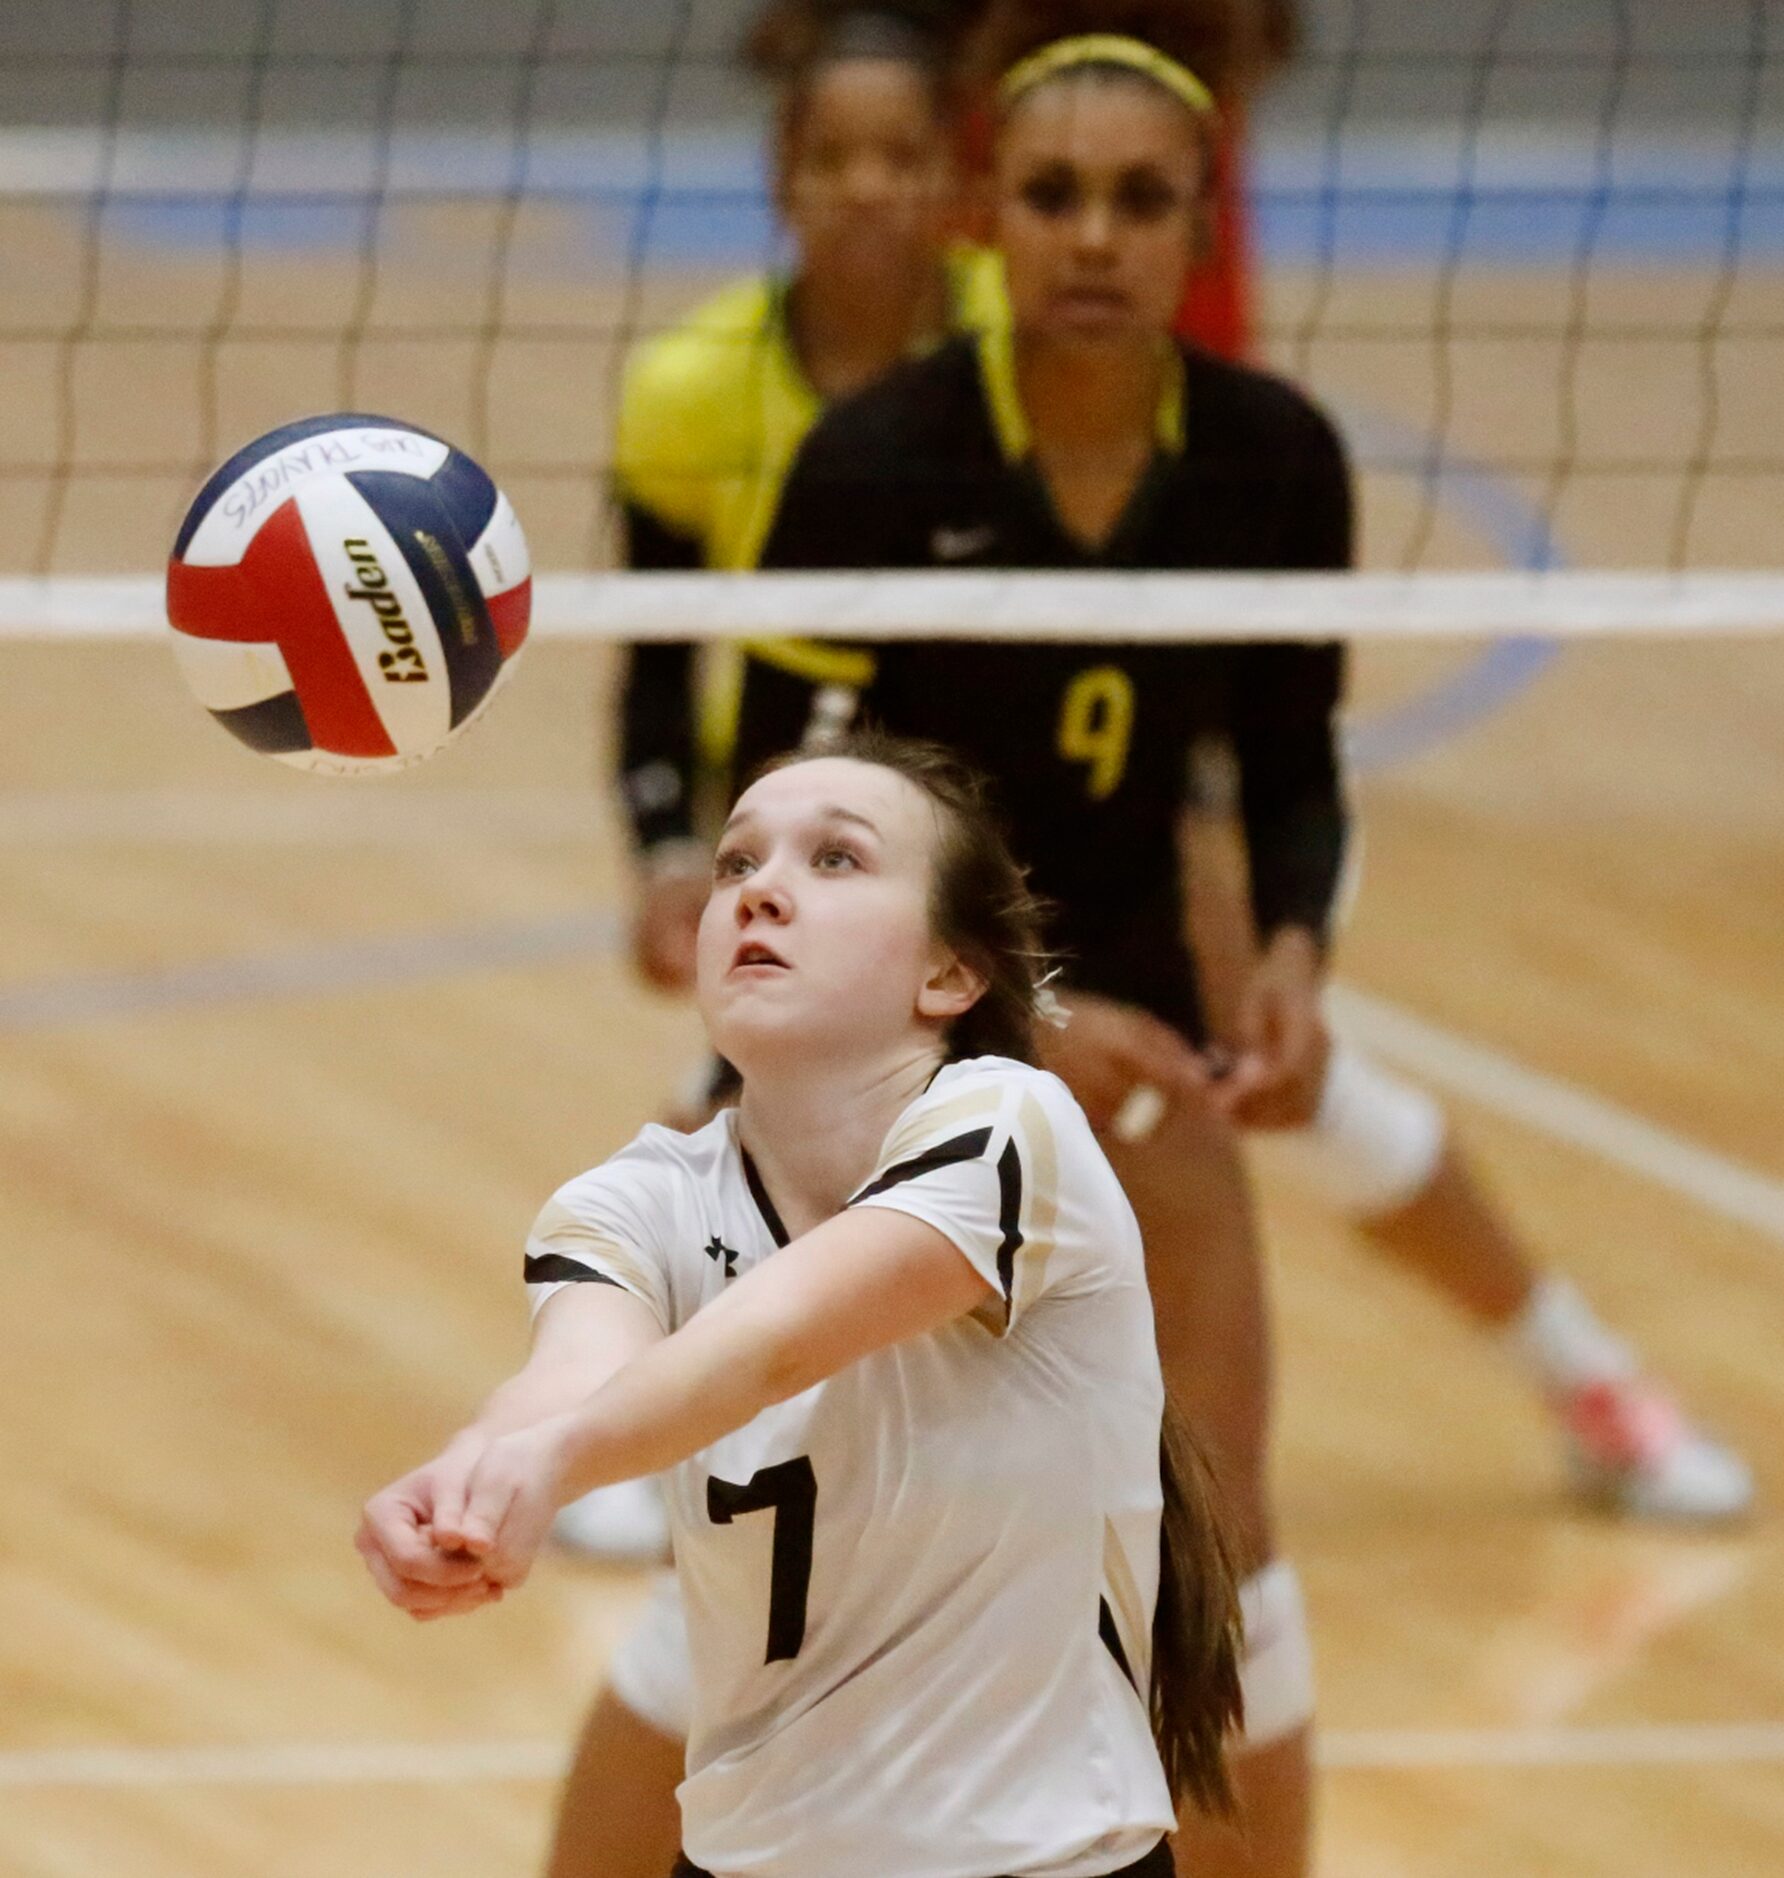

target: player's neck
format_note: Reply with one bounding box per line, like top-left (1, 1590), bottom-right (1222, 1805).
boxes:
top-left (734, 1045), bottom-right (943, 1240)
top-left (1014, 331), bottom-right (1169, 455)
top-left (1014, 332), bottom-right (1169, 549)
top-left (787, 264), bottom-right (947, 402)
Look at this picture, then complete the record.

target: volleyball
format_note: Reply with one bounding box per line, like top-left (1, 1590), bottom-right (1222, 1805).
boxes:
top-left (165, 414), bottom-right (532, 774)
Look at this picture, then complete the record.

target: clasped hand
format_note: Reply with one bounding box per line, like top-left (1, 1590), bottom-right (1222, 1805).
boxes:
top-left (1210, 927), bottom-right (1330, 1129)
top-left (1037, 928), bottom-right (1330, 1139)
top-left (355, 1419), bottom-right (572, 1621)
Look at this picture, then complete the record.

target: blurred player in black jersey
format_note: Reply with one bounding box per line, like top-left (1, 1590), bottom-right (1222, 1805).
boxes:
top-left (750, 15), bottom-right (1331, 1869)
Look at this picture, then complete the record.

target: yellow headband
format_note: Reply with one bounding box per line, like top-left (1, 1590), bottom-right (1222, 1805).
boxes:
top-left (997, 34), bottom-right (1216, 120)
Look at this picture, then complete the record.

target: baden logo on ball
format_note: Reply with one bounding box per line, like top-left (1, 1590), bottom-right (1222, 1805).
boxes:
top-left (165, 414), bottom-right (532, 774)
top-left (342, 537), bottom-right (431, 684)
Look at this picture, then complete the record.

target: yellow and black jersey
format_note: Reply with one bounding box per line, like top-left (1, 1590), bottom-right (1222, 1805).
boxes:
top-left (614, 255), bottom-right (1002, 849)
top-left (734, 332), bottom-right (1352, 1014)
top-left (613, 272), bottom-right (824, 576)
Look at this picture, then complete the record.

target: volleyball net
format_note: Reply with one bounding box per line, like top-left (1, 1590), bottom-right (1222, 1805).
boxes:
top-left (3, 0), bottom-right (1783, 641)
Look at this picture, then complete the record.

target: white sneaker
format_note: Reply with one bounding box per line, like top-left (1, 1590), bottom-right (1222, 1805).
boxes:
top-left (552, 1477), bottom-right (672, 1564)
top-left (1560, 1378), bottom-right (1754, 1524)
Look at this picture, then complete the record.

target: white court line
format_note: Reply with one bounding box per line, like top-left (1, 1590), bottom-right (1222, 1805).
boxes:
top-left (1329, 985), bottom-right (1784, 1246)
top-left (1320, 1723), bottom-right (1784, 1771)
top-left (0, 1739), bottom-right (565, 1789)
top-left (3, 1724), bottom-right (1782, 1789)
top-left (0, 911), bottom-right (621, 1032)
top-left (2, 828), bottom-right (1780, 1247)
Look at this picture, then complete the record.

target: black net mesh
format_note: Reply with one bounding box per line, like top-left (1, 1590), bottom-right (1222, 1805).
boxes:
top-left (4, 0), bottom-right (1780, 576)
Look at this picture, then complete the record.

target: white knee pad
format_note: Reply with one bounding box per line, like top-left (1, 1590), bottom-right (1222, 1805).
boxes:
top-left (607, 1569), bottom-right (693, 1742)
top-left (1235, 1561), bottom-right (1316, 1751)
top-left (1275, 1041), bottom-right (1446, 1220)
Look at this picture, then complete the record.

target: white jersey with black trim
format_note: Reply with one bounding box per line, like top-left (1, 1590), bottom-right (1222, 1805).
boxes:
top-left (526, 1056), bottom-right (1174, 1878)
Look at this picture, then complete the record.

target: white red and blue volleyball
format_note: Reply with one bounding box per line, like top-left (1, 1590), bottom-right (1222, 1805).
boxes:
top-left (166, 415), bottom-right (532, 774)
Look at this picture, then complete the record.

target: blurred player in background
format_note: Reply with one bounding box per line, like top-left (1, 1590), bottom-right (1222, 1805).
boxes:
top-left (749, 18), bottom-right (1342, 1871)
top-left (614, 0), bottom-right (995, 977)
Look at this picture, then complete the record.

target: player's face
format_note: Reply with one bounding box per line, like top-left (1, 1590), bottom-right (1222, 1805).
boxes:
top-left (993, 77), bottom-right (1205, 346)
top-left (778, 60), bottom-right (956, 292)
top-left (699, 757), bottom-right (964, 1069)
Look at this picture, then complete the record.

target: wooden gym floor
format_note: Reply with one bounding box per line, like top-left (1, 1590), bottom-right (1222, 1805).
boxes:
top-left (1, 233), bottom-right (1782, 1875)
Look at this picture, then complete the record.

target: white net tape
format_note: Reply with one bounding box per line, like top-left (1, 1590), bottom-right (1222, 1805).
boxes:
top-left (5, 571), bottom-right (1782, 644)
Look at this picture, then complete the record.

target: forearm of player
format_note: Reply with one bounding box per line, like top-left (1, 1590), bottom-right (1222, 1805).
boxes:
top-left (1218, 922), bottom-right (1332, 1128)
top-left (470, 1286), bottom-right (666, 1439)
top-left (551, 1208), bottom-right (993, 1496)
top-left (1257, 922), bottom-right (1324, 978)
top-left (424, 1212), bottom-right (994, 1584)
top-left (1244, 803), bottom-right (1346, 951)
top-left (1230, 641), bottom-right (1348, 945)
top-left (358, 1288), bottom-right (663, 1615)
top-left (617, 639), bottom-right (701, 853)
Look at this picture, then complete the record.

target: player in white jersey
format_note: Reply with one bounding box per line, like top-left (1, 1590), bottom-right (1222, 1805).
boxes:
top-left (537, 1058), bottom-right (1175, 1876)
top-left (358, 733), bottom-right (1242, 1878)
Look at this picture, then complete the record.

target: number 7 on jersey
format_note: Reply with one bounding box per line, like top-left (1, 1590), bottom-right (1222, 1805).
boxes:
top-left (707, 1457), bottom-right (817, 1663)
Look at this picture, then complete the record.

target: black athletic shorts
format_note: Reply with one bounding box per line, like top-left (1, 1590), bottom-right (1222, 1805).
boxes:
top-left (672, 1838), bottom-right (1171, 1878)
top-left (1065, 927), bottom-right (1208, 1051)
top-left (1050, 866), bottom-right (1209, 1050)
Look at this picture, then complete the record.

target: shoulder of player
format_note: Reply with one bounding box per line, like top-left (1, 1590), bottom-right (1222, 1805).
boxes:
top-left (617, 276), bottom-right (779, 444)
top-left (964, 1056), bottom-right (1099, 1156)
top-left (877, 1055), bottom-right (1090, 1170)
top-left (542, 1112), bottom-right (734, 1227)
top-left (796, 336), bottom-right (982, 475)
top-left (1181, 345), bottom-right (1348, 465)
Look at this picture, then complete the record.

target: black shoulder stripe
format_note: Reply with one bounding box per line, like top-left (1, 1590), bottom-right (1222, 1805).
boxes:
top-left (849, 1126), bottom-right (994, 1204)
top-left (1099, 1596), bottom-right (1138, 1692)
top-left (524, 1253), bottom-right (626, 1288)
top-left (994, 1136), bottom-right (1024, 1308)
